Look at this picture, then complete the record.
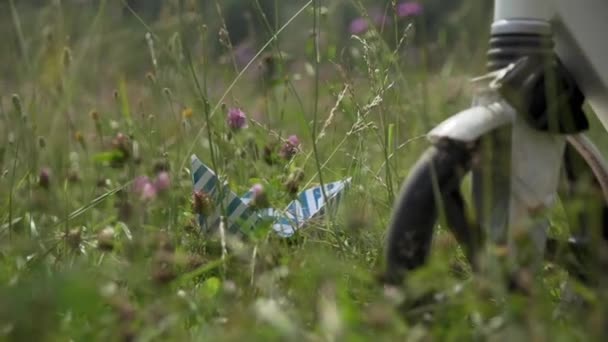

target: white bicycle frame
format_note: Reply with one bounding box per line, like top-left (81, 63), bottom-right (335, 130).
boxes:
top-left (427, 0), bottom-right (608, 264)
top-left (496, 0), bottom-right (608, 126)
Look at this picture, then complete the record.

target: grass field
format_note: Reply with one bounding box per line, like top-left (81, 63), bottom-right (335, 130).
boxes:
top-left (1, 1), bottom-right (607, 341)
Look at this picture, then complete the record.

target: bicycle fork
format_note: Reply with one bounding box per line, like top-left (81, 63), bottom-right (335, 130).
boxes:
top-left (383, 16), bottom-right (594, 285)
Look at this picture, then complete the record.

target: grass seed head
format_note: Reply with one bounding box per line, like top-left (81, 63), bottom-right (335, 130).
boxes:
top-left (97, 227), bottom-right (115, 251)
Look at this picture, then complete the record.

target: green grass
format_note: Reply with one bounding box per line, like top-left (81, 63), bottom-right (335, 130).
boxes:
top-left (0, 1), bottom-right (607, 341)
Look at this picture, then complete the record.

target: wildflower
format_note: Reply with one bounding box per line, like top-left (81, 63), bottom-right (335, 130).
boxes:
top-left (279, 135), bottom-right (301, 160)
top-left (396, 2), bottom-right (423, 18)
top-left (250, 183), bottom-right (269, 208)
top-left (349, 17), bottom-right (369, 35)
top-left (287, 134), bottom-right (300, 146)
top-left (133, 175), bottom-right (151, 194)
top-left (39, 167), bottom-right (51, 189)
top-left (111, 133), bottom-right (131, 165)
top-left (141, 182), bottom-right (157, 201)
top-left (226, 107), bottom-right (248, 130)
top-left (154, 171), bottom-right (171, 193)
top-left (192, 190), bottom-right (213, 215)
top-left (181, 107), bottom-right (193, 119)
top-left (251, 183), bottom-right (264, 196)
top-left (112, 133), bottom-right (129, 152)
top-left (132, 175), bottom-right (157, 201)
top-left (131, 172), bottom-right (169, 201)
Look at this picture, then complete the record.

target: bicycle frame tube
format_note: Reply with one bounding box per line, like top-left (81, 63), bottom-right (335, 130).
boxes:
top-left (494, 0), bottom-right (553, 21)
top-left (495, 0), bottom-right (608, 128)
top-left (553, 0), bottom-right (608, 130)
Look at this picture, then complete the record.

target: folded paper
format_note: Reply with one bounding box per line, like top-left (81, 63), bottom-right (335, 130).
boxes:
top-left (190, 154), bottom-right (350, 237)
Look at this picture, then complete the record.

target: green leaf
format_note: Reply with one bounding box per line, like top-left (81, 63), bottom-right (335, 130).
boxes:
top-left (92, 150), bottom-right (124, 164)
top-left (200, 276), bottom-right (221, 299)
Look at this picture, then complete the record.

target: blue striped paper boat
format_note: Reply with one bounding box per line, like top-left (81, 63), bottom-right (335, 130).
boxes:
top-left (190, 154), bottom-right (351, 237)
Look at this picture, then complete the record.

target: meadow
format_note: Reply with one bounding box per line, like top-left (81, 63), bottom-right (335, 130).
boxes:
top-left (1, 1), bottom-right (607, 341)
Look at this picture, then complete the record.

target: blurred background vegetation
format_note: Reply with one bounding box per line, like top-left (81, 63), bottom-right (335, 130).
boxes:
top-left (0, 0), bottom-right (493, 82)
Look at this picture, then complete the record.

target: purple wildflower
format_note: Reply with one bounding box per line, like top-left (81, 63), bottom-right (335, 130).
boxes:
top-left (287, 135), bottom-right (300, 147)
top-left (250, 183), bottom-right (269, 208)
top-left (133, 176), bottom-right (150, 193)
top-left (112, 132), bottom-right (131, 156)
top-left (132, 174), bottom-right (166, 201)
top-left (251, 184), bottom-right (264, 197)
top-left (140, 182), bottom-right (157, 201)
top-left (226, 108), bottom-right (248, 130)
top-left (39, 167), bottom-right (51, 189)
top-left (349, 17), bottom-right (369, 35)
top-left (154, 172), bottom-right (171, 193)
top-left (192, 190), bottom-right (213, 215)
top-left (279, 135), bottom-right (301, 160)
top-left (396, 2), bottom-right (423, 18)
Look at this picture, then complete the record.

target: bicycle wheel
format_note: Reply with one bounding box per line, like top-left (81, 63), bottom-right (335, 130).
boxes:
top-left (383, 138), bottom-right (482, 285)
